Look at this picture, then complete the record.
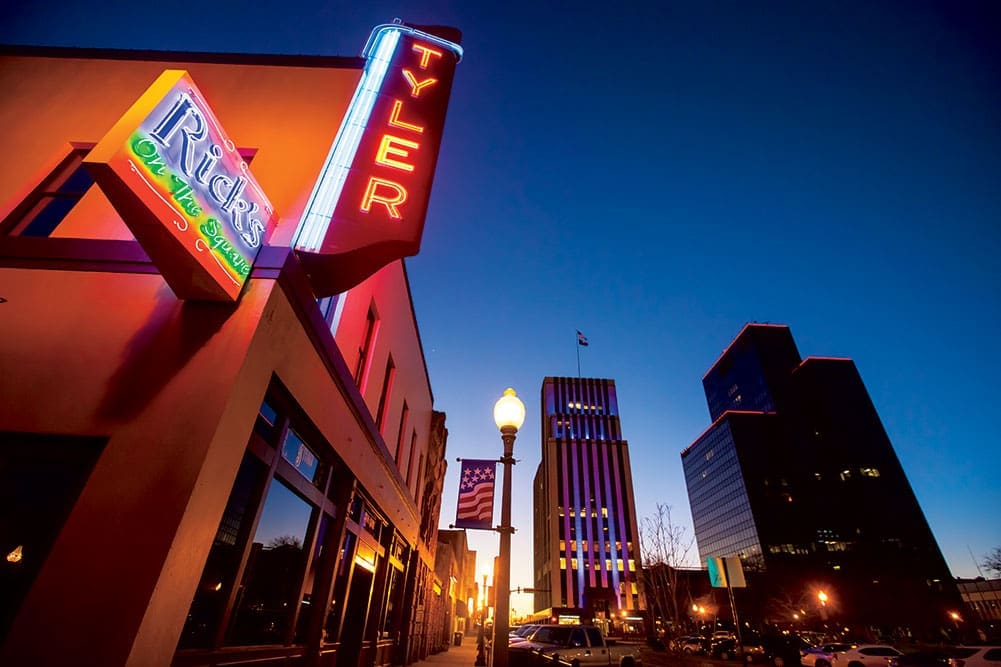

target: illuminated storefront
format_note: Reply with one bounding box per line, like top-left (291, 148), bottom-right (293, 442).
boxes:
top-left (0, 21), bottom-right (461, 667)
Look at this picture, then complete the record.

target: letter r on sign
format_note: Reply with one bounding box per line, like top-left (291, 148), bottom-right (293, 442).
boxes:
top-left (360, 177), bottom-right (408, 219)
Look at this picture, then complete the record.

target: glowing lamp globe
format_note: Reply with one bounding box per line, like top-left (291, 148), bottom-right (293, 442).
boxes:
top-left (493, 388), bottom-right (526, 431)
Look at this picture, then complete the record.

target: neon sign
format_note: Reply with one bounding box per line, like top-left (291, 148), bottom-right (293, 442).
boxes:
top-left (294, 23), bottom-right (462, 297)
top-left (86, 70), bottom-right (276, 301)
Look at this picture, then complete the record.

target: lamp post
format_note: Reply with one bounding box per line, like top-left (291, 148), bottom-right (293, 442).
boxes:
top-left (492, 388), bottom-right (525, 667)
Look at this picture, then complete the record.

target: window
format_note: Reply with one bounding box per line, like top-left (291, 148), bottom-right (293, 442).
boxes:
top-left (394, 401), bottom-right (409, 463)
top-left (355, 304), bottom-right (379, 388)
top-left (1, 147), bottom-right (94, 237)
top-left (405, 430), bottom-right (418, 488)
top-left (375, 356), bottom-right (395, 434)
top-left (0, 432), bottom-right (104, 639)
top-left (177, 384), bottom-right (347, 651)
top-left (228, 478), bottom-right (313, 645)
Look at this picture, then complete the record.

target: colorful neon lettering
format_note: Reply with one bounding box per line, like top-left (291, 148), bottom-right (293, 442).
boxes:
top-left (402, 70), bottom-right (438, 98)
top-left (411, 43), bottom-right (443, 69)
top-left (145, 92), bottom-right (265, 249)
top-left (169, 176), bottom-right (202, 216)
top-left (131, 137), bottom-right (168, 175)
top-left (388, 100), bottom-right (425, 134)
top-left (375, 135), bottom-right (420, 172)
top-left (360, 177), bottom-right (408, 219)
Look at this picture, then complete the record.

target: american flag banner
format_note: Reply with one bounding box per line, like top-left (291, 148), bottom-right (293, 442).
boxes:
top-left (455, 459), bottom-right (496, 530)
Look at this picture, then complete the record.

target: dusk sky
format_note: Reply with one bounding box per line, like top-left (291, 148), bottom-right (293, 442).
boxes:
top-left (4, 0), bottom-right (999, 616)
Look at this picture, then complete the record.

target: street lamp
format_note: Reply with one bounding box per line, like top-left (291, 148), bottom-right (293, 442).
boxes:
top-left (492, 388), bottom-right (525, 667)
top-left (817, 590), bottom-right (829, 622)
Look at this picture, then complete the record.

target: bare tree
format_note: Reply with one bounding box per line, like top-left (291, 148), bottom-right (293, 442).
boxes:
top-left (266, 535), bottom-right (303, 550)
top-left (983, 547), bottom-right (1001, 577)
top-left (640, 503), bottom-right (696, 637)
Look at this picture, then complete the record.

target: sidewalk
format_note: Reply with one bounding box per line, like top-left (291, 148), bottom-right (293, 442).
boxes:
top-left (415, 638), bottom-right (487, 667)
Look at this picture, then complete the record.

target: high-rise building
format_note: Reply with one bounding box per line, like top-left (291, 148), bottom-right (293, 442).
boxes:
top-left (533, 377), bottom-right (645, 629)
top-left (682, 324), bottom-right (960, 634)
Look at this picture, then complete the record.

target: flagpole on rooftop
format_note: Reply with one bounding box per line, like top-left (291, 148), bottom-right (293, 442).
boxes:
top-left (576, 331), bottom-right (581, 378)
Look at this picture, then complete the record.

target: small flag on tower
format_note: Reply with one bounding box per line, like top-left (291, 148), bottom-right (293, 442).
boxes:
top-left (455, 459), bottom-right (496, 530)
top-left (577, 330), bottom-right (589, 346)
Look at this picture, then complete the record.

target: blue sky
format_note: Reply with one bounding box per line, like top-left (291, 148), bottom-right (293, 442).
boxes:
top-left (4, 0), bottom-right (999, 614)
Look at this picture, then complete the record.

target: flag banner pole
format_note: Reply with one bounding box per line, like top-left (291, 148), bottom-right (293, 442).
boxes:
top-left (575, 330), bottom-right (588, 378)
top-left (454, 458), bottom-right (497, 530)
top-left (576, 333), bottom-right (581, 378)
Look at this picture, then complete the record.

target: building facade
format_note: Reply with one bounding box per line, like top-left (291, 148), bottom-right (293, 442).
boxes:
top-left (533, 377), bottom-right (645, 631)
top-left (681, 324), bottom-right (961, 635)
top-left (436, 530), bottom-right (477, 643)
top-left (0, 23), bottom-right (460, 667)
top-left (957, 577), bottom-right (1001, 638)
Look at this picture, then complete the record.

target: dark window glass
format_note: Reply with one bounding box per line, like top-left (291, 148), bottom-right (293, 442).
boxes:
top-left (375, 356), bottom-right (395, 433)
top-left (254, 399), bottom-right (279, 440)
top-left (295, 512), bottom-right (332, 643)
top-left (355, 305), bottom-right (378, 386)
top-left (395, 402), bottom-right (409, 463)
top-left (324, 530), bottom-right (357, 643)
top-left (281, 428), bottom-right (326, 488)
top-left (227, 478), bottom-right (313, 646)
top-left (178, 453), bottom-right (267, 649)
top-left (2, 149), bottom-right (94, 237)
top-left (318, 294), bottom-right (341, 327)
top-left (0, 433), bottom-right (103, 641)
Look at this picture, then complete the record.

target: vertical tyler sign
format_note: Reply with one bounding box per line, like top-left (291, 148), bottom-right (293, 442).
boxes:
top-left (86, 70), bottom-right (276, 301)
top-left (294, 24), bottom-right (463, 297)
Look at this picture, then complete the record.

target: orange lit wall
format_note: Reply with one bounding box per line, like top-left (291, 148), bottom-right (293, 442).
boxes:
top-left (0, 49), bottom-right (440, 666)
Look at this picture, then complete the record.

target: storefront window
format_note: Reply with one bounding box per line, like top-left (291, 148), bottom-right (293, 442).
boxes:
top-left (324, 531), bottom-right (357, 643)
top-left (178, 453), bottom-right (267, 649)
top-left (227, 478), bottom-right (313, 646)
top-left (0, 433), bottom-right (104, 640)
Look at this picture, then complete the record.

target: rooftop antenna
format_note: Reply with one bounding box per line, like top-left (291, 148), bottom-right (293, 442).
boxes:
top-left (968, 544), bottom-right (986, 578)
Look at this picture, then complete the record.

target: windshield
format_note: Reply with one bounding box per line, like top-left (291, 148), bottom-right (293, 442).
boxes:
top-left (531, 626), bottom-right (572, 645)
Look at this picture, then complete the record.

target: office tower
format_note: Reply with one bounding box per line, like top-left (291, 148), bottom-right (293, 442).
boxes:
top-left (682, 324), bottom-right (960, 633)
top-left (533, 377), bottom-right (645, 629)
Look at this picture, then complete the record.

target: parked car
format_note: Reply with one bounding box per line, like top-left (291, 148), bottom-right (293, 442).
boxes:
top-left (948, 646), bottom-right (1001, 667)
top-left (888, 651), bottom-right (961, 667)
top-left (757, 634), bottom-right (810, 667)
top-left (711, 636), bottom-right (764, 662)
top-left (509, 624), bottom-right (641, 667)
top-left (831, 644), bottom-right (903, 667)
top-left (675, 636), bottom-right (708, 655)
top-left (802, 643), bottom-right (859, 667)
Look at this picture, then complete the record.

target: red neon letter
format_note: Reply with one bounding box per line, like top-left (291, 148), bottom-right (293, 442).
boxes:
top-left (388, 100), bottom-right (425, 134)
top-left (412, 43), bottom-right (444, 69)
top-left (360, 177), bottom-right (408, 219)
top-left (375, 134), bottom-right (420, 172)
top-left (403, 69), bottom-right (437, 98)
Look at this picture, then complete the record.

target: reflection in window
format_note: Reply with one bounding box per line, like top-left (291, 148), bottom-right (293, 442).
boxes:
top-left (179, 454), bottom-right (266, 648)
top-left (282, 428), bottom-right (326, 488)
top-left (324, 531), bottom-right (356, 643)
top-left (228, 479), bottom-right (313, 646)
top-left (295, 514), bottom-right (331, 643)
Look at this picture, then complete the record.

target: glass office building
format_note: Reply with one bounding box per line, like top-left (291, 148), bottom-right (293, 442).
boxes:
top-left (682, 324), bottom-right (961, 635)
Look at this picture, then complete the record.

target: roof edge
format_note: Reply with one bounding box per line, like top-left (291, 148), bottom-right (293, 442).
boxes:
top-left (0, 43), bottom-right (365, 69)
